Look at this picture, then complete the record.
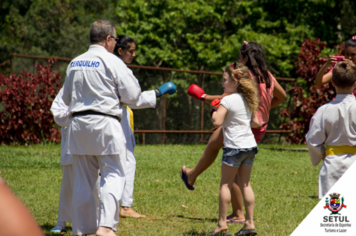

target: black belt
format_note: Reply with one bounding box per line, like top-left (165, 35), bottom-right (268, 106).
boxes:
top-left (72, 110), bottom-right (121, 122)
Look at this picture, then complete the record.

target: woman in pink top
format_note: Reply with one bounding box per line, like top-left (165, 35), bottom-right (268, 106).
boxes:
top-left (238, 42), bottom-right (283, 143)
top-left (315, 36), bottom-right (356, 96)
top-left (180, 42), bottom-right (286, 231)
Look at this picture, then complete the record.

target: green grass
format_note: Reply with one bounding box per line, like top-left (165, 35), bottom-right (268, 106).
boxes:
top-left (0, 144), bottom-right (321, 236)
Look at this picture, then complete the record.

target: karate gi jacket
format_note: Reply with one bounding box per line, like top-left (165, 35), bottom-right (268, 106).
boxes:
top-left (62, 45), bottom-right (141, 155)
top-left (122, 90), bottom-right (156, 151)
top-left (52, 89), bottom-right (156, 162)
top-left (306, 94), bottom-right (356, 198)
top-left (50, 88), bottom-right (72, 165)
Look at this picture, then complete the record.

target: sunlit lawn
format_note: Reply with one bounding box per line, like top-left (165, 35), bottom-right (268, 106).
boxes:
top-left (0, 144), bottom-right (321, 236)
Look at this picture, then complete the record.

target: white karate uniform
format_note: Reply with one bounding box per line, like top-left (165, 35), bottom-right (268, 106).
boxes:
top-left (50, 88), bottom-right (73, 223)
top-left (306, 94), bottom-right (356, 199)
top-left (121, 91), bottom-right (156, 207)
top-left (51, 89), bottom-right (155, 225)
top-left (62, 45), bottom-right (141, 235)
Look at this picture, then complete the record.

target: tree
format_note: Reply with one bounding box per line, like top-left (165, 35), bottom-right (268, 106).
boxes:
top-left (279, 38), bottom-right (342, 144)
top-left (0, 0), bottom-right (118, 65)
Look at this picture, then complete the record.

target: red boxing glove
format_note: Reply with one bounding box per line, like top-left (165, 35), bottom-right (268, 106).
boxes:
top-left (210, 99), bottom-right (221, 116)
top-left (187, 84), bottom-right (207, 101)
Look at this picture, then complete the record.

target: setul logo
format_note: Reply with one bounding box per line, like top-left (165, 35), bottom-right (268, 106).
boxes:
top-left (321, 193), bottom-right (351, 233)
top-left (324, 193), bottom-right (347, 215)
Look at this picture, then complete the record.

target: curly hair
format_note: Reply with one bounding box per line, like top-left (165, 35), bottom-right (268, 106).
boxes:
top-left (225, 63), bottom-right (259, 113)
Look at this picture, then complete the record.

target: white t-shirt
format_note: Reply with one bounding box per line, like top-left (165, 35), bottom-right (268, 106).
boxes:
top-left (220, 93), bottom-right (257, 149)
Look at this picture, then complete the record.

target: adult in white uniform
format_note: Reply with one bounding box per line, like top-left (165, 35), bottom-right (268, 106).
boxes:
top-left (62, 20), bottom-right (141, 236)
top-left (113, 35), bottom-right (177, 218)
top-left (306, 60), bottom-right (356, 199)
top-left (50, 88), bottom-right (175, 232)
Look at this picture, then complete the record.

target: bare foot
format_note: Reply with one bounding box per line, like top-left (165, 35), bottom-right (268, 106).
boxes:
top-left (210, 225), bottom-right (228, 235)
top-left (242, 222), bottom-right (255, 231)
top-left (226, 214), bottom-right (245, 223)
top-left (96, 226), bottom-right (116, 236)
top-left (120, 207), bottom-right (146, 218)
top-left (182, 166), bottom-right (196, 187)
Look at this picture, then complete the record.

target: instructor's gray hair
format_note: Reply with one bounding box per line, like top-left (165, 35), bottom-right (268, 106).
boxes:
top-left (89, 20), bottom-right (116, 44)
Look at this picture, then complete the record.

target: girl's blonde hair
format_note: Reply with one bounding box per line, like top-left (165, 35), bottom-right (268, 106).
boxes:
top-left (224, 63), bottom-right (259, 113)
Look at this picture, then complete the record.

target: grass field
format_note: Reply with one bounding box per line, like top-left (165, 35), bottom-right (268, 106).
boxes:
top-left (0, 144), bottom-right (322, 236)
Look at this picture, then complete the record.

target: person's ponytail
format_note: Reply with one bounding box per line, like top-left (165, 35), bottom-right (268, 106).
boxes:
top-left (240, 42), bottom-right (271, 89)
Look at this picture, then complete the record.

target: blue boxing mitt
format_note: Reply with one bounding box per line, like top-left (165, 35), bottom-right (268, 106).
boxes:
top-left (155, 82), bottom-right (177, 97)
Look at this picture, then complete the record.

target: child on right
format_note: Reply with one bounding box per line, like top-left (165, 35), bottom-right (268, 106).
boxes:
top-left (210, 63), bottom-right (259, 236)
top-left (306, 60), bottom-right (356, 199)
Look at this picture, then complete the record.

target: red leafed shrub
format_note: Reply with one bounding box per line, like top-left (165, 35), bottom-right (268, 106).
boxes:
top-left (0, 59), bottom-right (62, 145)
top-left (280, 39), bottom-right (343, 144)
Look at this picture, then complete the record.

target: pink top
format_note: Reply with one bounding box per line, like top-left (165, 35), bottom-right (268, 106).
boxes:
top-left (249, 70), bottom-right (276, 130)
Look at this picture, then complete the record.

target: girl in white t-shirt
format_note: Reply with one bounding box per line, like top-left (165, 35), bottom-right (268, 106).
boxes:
top-left (210, 63), bottom-right (259, 236)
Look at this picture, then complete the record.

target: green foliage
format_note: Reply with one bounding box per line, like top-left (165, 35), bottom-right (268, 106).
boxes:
top-left (0, 144), bottom-right (320, 235)
top-left (0, 0), bottom-right (117, 63)
top-left (2, 0), bottom-right (353, 78)
top-left (115, 0), bottom-right (314, 77)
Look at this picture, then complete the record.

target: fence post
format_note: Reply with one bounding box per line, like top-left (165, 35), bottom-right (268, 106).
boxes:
top-left (162, 71), bottom-right (167, 144)
top-left (200, 74), bottom-right (204, 143)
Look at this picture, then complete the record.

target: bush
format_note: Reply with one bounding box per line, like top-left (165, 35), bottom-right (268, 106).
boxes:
top-left (280, 39), bottom-right (343, 144)
top-left (0, 59), bottom-right (62, 145)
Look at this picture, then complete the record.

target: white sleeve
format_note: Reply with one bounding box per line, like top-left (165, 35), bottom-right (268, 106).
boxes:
top-left (116, 67), bottom-right (141, 106)
top-left (50, 88), bottom-right (70, 127)
top-left (306, 108), bottom-right (326, 166)
top-left (62, 65), bottom-right (71, 106)
top-left (220, 96), bottom-right (231, 110)
top-left (129, 90), bottom-right (156, 109)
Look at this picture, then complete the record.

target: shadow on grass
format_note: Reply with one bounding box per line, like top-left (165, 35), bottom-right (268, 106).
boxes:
top-left (182, 229), bottom-right (210, 236)
top-left (287, 195), bottom-right (319, 199)
top-left (41, 223), bottom-right (71, 236)
top-left (262, 147), bottom-right (309, 152)
top-left (172, 215), bottom-right (217, 223)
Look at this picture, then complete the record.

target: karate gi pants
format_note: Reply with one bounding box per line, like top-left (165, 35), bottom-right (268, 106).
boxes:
top-left (57, 165), bottom-right (74, 223)
top-left (319, 153), bottom-right (356, 198)
top-left (71, 153), bottom-right (126, 235)
top-left (121, 146), bottom-right (135, 207)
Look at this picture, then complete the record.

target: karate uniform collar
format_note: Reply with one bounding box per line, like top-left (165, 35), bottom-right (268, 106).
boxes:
top-left (117, 56), bottom-right (124, 63)
top-left (334, 94), bottom-right (356, 103)
top-left (88, 44), bottom-right (109, 53)
top-left (116, 55), bottom-right (129, 67)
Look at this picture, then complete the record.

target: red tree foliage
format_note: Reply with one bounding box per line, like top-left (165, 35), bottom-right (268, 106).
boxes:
top-left (0, 59), bottom-right (62, 145)
top-left (280, 39), bottom-right (343, 144)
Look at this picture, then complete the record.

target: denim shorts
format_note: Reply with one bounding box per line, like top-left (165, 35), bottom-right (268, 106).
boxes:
top-left (222, 147), bottom-right (258, 168)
